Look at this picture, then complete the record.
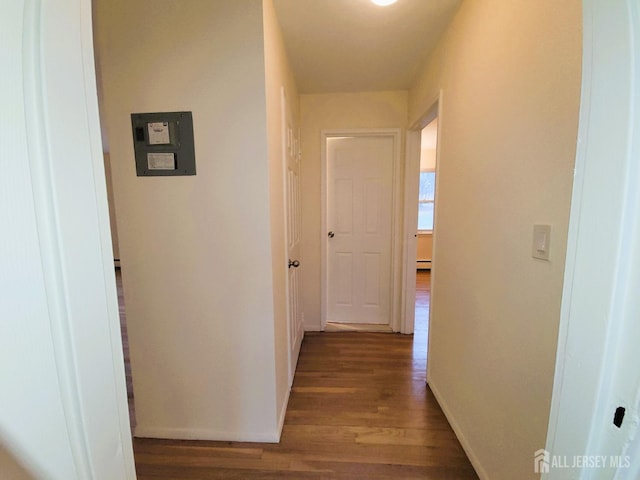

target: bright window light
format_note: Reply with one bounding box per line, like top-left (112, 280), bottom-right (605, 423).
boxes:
top-left (417, 171), bottom-right (436, 231)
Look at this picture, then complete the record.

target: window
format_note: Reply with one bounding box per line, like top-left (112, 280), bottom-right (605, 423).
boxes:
top-left (417, 171), bottom-right (435, 231)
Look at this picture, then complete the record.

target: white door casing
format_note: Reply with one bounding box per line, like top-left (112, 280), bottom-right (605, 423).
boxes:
top-left (325, 135), bottom-right (396, 325)
top-left (544, 1), bottom-right (640, 478)
top-left (0, 0), bottom-right (135, 478)
top-left (282, 89), bottom-right (303, 385)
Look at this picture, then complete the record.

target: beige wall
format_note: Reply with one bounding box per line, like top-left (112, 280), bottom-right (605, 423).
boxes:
top-left (420, 148), bottom-right (437, 170)
top-left (409, 1), bottom-right (582, 478)
top-left (417, 233), bottom-right (432, 263)
top-left (299, 91), bottom-right (408, 330)
top-left (95, 0), bottom-right (282, 441)
top-left (102, 153), bottom-right (119, 261)
top-left (263, 0), bottom-right (300, 424)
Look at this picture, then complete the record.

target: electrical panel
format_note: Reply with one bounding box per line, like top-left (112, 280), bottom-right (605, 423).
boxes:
top-left (130, 111), bottom-right (196, 176)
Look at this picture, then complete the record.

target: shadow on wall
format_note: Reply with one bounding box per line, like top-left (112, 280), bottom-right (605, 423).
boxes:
top-left (0, 440), bottom-right (38, 480)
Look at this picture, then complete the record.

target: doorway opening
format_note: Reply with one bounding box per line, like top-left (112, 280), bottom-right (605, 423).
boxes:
top-left (413, 117), bottom-right (438, 356)
top-left (401, 97), bottom-right (441, 368)
top-left (102, 152), bottom-right (135, 430)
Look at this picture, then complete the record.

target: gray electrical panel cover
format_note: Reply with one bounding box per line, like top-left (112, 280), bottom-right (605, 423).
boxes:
top-left (131, 111), bottom-right (196, 176)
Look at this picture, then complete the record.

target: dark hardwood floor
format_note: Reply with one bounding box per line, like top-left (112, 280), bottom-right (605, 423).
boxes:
top-left (414, 269), bottom-right (431, 360)
top-left (116, 268), bottom-right (136, 429)
top-left (117, 269), bottom-right (478, 479)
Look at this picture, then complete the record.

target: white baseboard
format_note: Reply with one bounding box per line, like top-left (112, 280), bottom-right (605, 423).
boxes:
top-left (133, 426), bottom-right (280, 443)
top-left (276, 387), bottom-right (291, 442)
top-left (427, 379), bottom-right (488, 480)
top-left (133, 389), bottom-right (293, 444)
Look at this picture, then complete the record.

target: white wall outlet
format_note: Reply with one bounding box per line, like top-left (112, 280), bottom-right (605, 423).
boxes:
top-left (532, 224), bottom-right (551, 260)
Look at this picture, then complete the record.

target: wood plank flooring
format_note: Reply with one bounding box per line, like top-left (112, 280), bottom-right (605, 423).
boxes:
top-left (118, 269), bottom-right (478, 479)
top-left (116, 268), bottom-right (136, 428)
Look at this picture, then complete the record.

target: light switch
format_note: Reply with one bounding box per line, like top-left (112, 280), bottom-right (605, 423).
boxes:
top-left (532, 224), bottom-right (551, 261)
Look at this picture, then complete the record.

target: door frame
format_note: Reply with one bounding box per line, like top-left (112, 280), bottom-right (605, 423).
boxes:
top-left (401, 93), bottom-right (443, 335)
top-left (544, 0), bottom-right (640, 475)
top-left (3, 0), bottom-right (136, 477)
top-left (320, 129), bottom-right (403, 331)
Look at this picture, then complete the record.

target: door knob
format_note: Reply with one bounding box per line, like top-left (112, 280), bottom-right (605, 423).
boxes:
top-left (288, 259), bottom-right (300, 268)
top-left (328, 231), bottom-right (335, 238)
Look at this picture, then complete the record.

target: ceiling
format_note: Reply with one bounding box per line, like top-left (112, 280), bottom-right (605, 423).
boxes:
top-left (272, 0), bottom-right (462, 94)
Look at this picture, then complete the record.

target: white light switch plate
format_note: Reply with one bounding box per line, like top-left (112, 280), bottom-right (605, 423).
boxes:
top-left (532, 224), bottom-right (551, 260)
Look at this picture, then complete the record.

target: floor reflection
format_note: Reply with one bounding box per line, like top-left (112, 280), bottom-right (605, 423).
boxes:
top-left (412, 269), bottom-right (431, 366)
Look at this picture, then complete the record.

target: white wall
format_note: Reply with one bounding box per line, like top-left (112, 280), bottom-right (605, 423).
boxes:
top-left (95, 0), bottom-right (282, 441)
top-left (299, 91), bottom-right (408, 330)
top-left (409, 1), bottom-right (582, 478)
top-left (263, 0), bottom-right (301, 428)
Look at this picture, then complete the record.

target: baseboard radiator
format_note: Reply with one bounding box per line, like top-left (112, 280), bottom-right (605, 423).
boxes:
top-left (416, 259), bottom-right (431, 270)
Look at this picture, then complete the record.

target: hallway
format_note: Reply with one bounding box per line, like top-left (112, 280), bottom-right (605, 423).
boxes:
top-left (124, 269), bottom-right (477, 479)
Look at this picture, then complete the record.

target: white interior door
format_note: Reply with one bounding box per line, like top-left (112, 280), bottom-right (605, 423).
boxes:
top-left (283, 90), bottom-right (303, 384)
top-left (327, 136), bottom-right (394, 324)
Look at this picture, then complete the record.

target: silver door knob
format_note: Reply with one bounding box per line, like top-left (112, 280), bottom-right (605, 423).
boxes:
top-left (288, 259), bottom-right (300, 268)
top-left (328, 231), bottom-right (335, 238)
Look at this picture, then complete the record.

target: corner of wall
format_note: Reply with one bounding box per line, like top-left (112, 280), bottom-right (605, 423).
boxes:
top-left (97, 0), bottom-right (280, 442)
